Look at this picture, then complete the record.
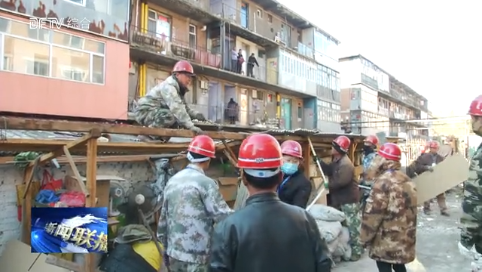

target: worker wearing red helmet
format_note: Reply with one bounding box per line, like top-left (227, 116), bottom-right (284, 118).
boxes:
top-left (209, 134), bottom-right (331, 272)
top-left (412, 140), bottom-right (448, 216)
top-left (134, 60), bottom-right (206, 141)
top-left (277, 140), bottom-right (312, 208)
top-left (459, 95), bottom-right (482, 262)
top-left (360, 143), bottom-right (417, 272)
top-left (362, 135), bottom-right (379, 184)
top-left (158, 135), bottom-right (232, 271)
top-left (317, 135), bottom-right (362, 261)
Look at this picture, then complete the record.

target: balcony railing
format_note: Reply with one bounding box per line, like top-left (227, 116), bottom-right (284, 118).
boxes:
top-left (129, 102), bottom-right (281, 128)
top-left (220, 56), bottom-right (279, 85)
top-left (130, 25), bottom-right (222, 69)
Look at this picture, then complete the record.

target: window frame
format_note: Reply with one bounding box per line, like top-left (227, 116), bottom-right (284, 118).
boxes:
top-left (64, 0), bottom-right (87, 7)
top-left (0, 16), bottom-right (106, 85)
top-left (188, 24), bottom-right (196, 48)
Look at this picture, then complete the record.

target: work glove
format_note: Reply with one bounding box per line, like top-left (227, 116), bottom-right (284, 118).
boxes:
top-left (425, 166), bottom-right (434, 172)
top-left (195, 113), bottom-right (206, 121)
top-left (189, 126), bottom-right (203, 135)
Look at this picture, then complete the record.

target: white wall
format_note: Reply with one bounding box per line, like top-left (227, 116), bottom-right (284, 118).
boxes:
top-left (339, 59), bottom-right (362, 89)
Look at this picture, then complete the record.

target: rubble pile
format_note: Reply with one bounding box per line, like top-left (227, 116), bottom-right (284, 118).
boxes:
top-left (308, 204), bottom-right (352, 263)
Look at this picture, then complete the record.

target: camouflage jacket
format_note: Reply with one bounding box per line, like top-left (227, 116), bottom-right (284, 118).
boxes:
top-left (360, 169), bottom-right (417, 264)
top-left (157, 164), bottom-right (232, 264)
top-left (460, 143), bottom-right (482, 249)
top-left (136, 75), bottom-right (200, 129)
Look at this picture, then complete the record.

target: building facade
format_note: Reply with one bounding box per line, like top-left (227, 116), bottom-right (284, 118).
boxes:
top-left (339, 55), bottom-right (429, 143)
top-left (0, 0), bottom-right (131, 119)
top-left (128, 0), bottom-right (342, 130)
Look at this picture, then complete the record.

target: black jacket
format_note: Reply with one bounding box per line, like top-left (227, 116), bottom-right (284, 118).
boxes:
top-left (208, 193), bottom-right (332, 272)
top-left (278, 171), bottom-right (312, 208)
top-left (319, 155), bottom-right (359, 207)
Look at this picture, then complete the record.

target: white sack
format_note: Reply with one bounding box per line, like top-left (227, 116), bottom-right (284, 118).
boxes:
top-left (309, 204), bottom-right (346, 222)
top-left (333, 227), bottom-right (352, 261)
top-left (316, 220), bottom-right (343, 243)
top-left (326, 236), bottom-right (340, 254)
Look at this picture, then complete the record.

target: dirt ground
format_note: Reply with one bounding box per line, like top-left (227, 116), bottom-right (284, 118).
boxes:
top-left (335, 190), bottom-right (470, 272)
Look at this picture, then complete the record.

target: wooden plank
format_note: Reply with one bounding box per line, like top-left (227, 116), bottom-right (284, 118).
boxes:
top-left (0, 154), bottom-right (154, 165)
top-left (25, 129), bottom-right (100, 167)
top-left (0, 139), bottom-right (190, 153)
top-left (1, 116), bottom-right (305, 141)
top-left (63, 146), bottom-right (89, 196)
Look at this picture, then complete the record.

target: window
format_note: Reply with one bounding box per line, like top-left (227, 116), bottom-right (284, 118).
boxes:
top-left (0, 16), bottom-right (105, 84)
top-left (189, 24), bottom-right (196, 48)
top-left (267, 14), bottom-right (273, 23)
top-left (297, 106), bottom-right (302, 118)
top-left (25, 60), bottom-right (49, 76)
top-left (52, 47), bottom-right (90, 82)
top-left (148, 10), bottom-right (171, 40)
top-left (256, 9), bottom-right (263, 18)
top-left (64, 0), bottom-right (86, 6)
top-left (3, 36), bottom-right (50, 76)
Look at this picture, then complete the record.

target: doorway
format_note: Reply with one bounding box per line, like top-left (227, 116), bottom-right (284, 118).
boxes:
top-left (281, 98), bottom-right (292, 129)
top-left (240, 43), bottom-right (249, 75)
top-left (241, 2), bottom-right (249, 29)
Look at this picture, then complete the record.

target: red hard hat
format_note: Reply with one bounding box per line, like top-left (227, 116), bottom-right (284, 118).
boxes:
top-left (469, 95), bottom-right (482, 116)
top-left (333, 136), bottom-right (351, 153)
top-left (172, 60), bottom-right (195, 75)
top-left (428, 141), bottom-right (440, 149)
top-left (378, 143), bottom-right (402, 161)
top-left (187, 135), bottom-right (216, 158)
top-left (280, 140), bottom-right (303, 159)
top-left (238, 134), bottom-right (282, 169)
top-left (364, 135), bottom-right (379, 146)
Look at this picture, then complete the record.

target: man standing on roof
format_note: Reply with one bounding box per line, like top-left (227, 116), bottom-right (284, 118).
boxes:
top-left (209, 134), bottom-right (332, 272)
top-left (361, 135), bottom-right (379, 186)
top-left (134, 60), bottom-right (206, 141)
top-left (157, 135), bottom-right (232, 272)
top-left (318, 136), bottom-right (363, 261)
top-left (413, 140), bottom-right (449, 216)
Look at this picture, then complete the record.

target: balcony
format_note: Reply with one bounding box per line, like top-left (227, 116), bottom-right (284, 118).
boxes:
top-left (130, 26), bottom-right (222, 69)
top-left (148, 0), bottom-right (220, 25)
top-left (210, 2), bottom-right (285, 48)
top-left (129, 25), bottom-right (305, 97)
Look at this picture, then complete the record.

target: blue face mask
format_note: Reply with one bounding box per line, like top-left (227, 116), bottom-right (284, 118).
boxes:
top-left (281, 162), bottom-right (298, 175)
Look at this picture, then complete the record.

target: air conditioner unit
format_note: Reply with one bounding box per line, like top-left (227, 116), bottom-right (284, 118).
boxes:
top-left (229, 14), bottom-right (236, 21)
top-left (200, 80), bottom-right (209, 90)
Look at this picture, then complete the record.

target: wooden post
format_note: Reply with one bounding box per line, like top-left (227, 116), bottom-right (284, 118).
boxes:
top-left (84, 138), bottom-right (98, 272)
top-left (303, 139), bottom-right (311, 178)
top-left (21, 163), bottom-right (37, 245)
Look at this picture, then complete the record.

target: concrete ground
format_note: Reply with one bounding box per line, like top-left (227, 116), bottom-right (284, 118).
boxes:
top-left (335, 191), bottom-right (470, 272)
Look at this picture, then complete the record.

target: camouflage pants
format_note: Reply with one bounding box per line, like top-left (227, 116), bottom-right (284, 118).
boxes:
top-left (341, 203), bottom-right (363, 257)
top-left (134, 106), bottom-right (177, 129)
top-left (169, 258), bottom-right (208, 272)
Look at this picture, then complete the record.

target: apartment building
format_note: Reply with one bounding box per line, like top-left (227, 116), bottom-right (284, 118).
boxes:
top-left (339, 55), bottom-right (429, 141)
top-left (129, 0), bottom-right (341, 130)
top-left (0, 0), bottom-right (131, 119)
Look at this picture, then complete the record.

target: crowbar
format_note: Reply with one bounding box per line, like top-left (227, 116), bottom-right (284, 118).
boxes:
top-left (306, 136), bottom-right (329, 211)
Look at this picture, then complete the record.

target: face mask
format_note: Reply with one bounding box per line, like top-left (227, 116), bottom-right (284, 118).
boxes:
top-left (363, 146), bottom-right (374, 154)
top-left (281, 162), bottom-right (298, 175)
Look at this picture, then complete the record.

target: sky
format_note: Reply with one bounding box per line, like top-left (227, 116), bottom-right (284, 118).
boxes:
top-left (278, 0), bottom-right (481, 116)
